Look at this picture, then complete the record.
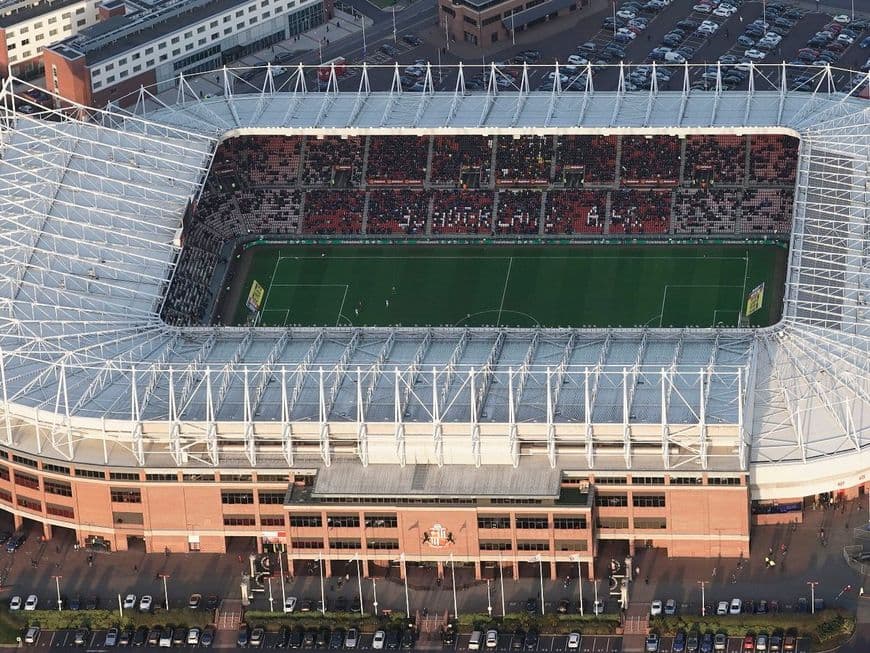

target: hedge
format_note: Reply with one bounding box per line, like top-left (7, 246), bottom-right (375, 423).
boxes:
top-left (455, 613), bottom-right (620, 635)
top-left (4, 608), bottom-right (209, 633)
top-left (649, 608), bottom-right (855, 644)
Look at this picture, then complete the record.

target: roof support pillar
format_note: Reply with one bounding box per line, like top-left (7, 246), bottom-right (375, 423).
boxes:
top-left (622, 367), bottom-right (630, 469)
top-left (546, 367), bottom-right (556, 469)
top-left (432, 367), bottom-right (443, 467)
top-left (699, 367), bottom-right (708, 469)
top-left (205, 366), bottom-right (218, 465)
top-left (585, 367), bottom-right (593, 468)
top-left (319, 367), bottom-right (331, 466)
top-left (281, 367), bottom-right (294, 466)
top-left (356, 367), bottom-right (368, 467)
top-left (129, 364), bottom-right (144, 465)
top-left (243, 367), bottom-right (255, 466)
top-left (470, 368), bottom-right (481, 467)
top-left (661, 367), bottom-right (669, 469)
top-left (394, 367), bottom-right (406, 466)
top-left (0, 348), bottom-right (12, 446)
top-left (508, 367), bottom-right (519, 468)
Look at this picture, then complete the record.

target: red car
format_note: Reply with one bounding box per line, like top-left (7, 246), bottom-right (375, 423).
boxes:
top-left (743, 635), bottom-right (755, 651)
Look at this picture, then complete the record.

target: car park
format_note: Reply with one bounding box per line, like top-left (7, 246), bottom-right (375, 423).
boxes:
top-left (743, 635), bottom-right (755, 650)
top-left (730, 598), bottom-right (742, 614)
top-left (738, 35), bottom-right (755, 46)
top-left (698, 20), bottom-right (719, 34)
top-left (6, 532), bottom-right (25, 552)
top-left (593, 599), bottom-right (605, 614)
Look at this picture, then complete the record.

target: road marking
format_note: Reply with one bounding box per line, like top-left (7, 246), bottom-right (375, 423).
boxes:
top-left (496, 256), bottom-right (514, 326)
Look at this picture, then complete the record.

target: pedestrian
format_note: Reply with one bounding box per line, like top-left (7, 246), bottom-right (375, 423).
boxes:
top-left (644, 577), bottom-right (649, 585)
top-left (134, 565), bottom-right (138, 573)
top-left (337, 21), bottom-right (340, 28)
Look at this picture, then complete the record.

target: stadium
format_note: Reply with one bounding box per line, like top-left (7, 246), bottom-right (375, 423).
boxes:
top-left (0, 62), bottom-right (867, 582)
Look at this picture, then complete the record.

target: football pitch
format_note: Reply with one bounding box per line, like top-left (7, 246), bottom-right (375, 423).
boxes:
top-left (229, 244), bottom-right (787, 329)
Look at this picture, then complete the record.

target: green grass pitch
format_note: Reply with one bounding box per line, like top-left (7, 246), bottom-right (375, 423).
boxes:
top-left (229, 244), bottom-right (787, 329)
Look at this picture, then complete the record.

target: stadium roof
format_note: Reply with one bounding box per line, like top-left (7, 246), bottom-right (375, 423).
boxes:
top-left (0, 64), bottom-right (867, 500)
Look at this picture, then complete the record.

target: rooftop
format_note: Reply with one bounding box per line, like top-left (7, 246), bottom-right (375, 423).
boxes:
top-left (0, 0), bottom-right (83, 29)
top-left (47, 0), bottom-right (257, 64)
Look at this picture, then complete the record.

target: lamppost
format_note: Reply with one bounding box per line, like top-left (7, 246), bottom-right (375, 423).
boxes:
top-left (317, 556), bottom-right (326, 616)
top-left (352, 554), bottom-right (364, 616)
top-left (487, 579), bottom-right (492, 618)
top-left (268, 577), bottom-right (274, 613)
top-left (530, 555), bottom-right (545, 615)
top-left (278, 552), bottom-right (287, 611)
top-left (449, 553), bottom-right (458, 617)
top-left (372, 578), bottom-right (378, 617)
top-left (158, 574), bottom-right (170, 611)
top-left (569, 554), bottom-right (584, 616)
top-left (808, 580), bottom-right (819, 615)
top-left (593, 578), bottom-right (600, 613)
top-left (498, 551), bottom-right (506, 616)
top-left (697, 580), bottom-right (707, 616)
top-left (51, 575), bottom-right (62, 612)
top-left (399, 553), bottom-right (410, 617)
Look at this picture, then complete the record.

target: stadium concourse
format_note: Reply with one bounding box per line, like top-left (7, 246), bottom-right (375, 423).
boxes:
top-left (0, 70), bottom-right (866, 569)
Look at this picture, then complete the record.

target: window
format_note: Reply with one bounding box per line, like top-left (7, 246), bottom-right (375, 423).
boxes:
top-left (171, 36), bottom-right (180, 44)
top-left (35, 34), bottom-right (44, 41)
top-left (185, 44), bottom-right (193, 51)
top-left (596, 476), bottom-right (627, 485)
top-left (113, 511), bottom-right (143, 525)
top-left (224, 515), bottom-right (256, 526)
top-left (6, 44), bottom-right (15, 51)
top-left (0, 489), bottom-right (12, 503)
top-left (197, 25), bottom-right (206, 33)
top-left (132, 52), bottom-right (140, 60)
top-left (289, 515), bottom-right (321, 527)
top-left (145, 47), bottom-right (154, 54)
top-left (93, 81), bottom-right (102, 89)
top-left (14, 472), bottom-right (39, 490)
top-left (554, 540), bottom-right (588, 552)
top-left (109, 471), bottom-right (139, 481)
top-left (182, 474), bottom-right (215, 482)
top-left (0, 465), bottom-right (8, 481)
top-left (12, 454), bottom-right (37, 468)
top-left (49, 29), bottom-right (57, 36)
top-left (184, 31), bottom-right (193, 38)
top-left (104, 62), bottom-right (115, 71)
top-left (595, 494), bottom-right (627, 507)
top-left (367, 539), bottom-right (399, 550)
top-left (158, 42), bottom-right (166, 49)
top-left (17, 496), bottom-right (41, 511)
top-left (47, 503), bottom-right (74, 519)
top-left (364, 515), bottom-right (398, 528)
top-left (261, 515), bottom-right (285, 526)
top-left (248, 4), bottom-right (255, 11)
top-left (329, 539), bottom-right (361, 550)
top-left (119, 70), bottom-right (128, 78)
top-left (48, 16), bottom-right (57, 23)
top-left (210, 20), bottom-right (218, 27)
top-left (478, 516), bottom-right (510, 529)
top-left (463, 15), bottom-right (477, 26)
top-left (106, 75), bottom-right (115, 83)
top-left (553, 517), bottom-right (587, 529)
top-left (250, 16), bottom-right (258, 23)
top-left (258, 474), bottom-right (287, 483)
top-left (482, 14), bottom-right (500, 26)
top-left (221, 491), bottom-right (254, 504)
top-left (198, 38), bottom-right (206, 45)
top-left (515, 517), bottom-right (548, 529)
top-left (145, 473), bottom-right (176, 482)
top-left (111, 488), bottom-right (141, 503)
top-left (172, 49), bottom-right (181, 56)
top-left (516, 541), bottom-right (549, 551)
top-left (632, 477), bottom-right (665, 485)
top-left (118, 57), bottom-right (127, 65)
top-left (44, 463), bottom-right (70, 475)
top-left (633, 495), bottom-right (666, 508)
top-left (223, 28), bottom-right (231, 35)
top-left (258, 491), bottom-right (284, 504)
top-left (76, 19), bottom-right (86, 27)
top-left (708, 477), bottom-right (742, 486)
top-left (20, 26), bottom-right (28, 33)
top-left (235, 9), bottom-right (244, 16)
top-left (76, 7), bottom-right (85, 13)
top-left (480, 541), bottom-right (511, 551)
top-left (442, 5), bottom-right (456, 17)
top-left (490, 498), bottom-right (540, 505)
top-left (634, 517), bottom-right (667, 529)
top-left (326, 515), bottom-right (360, 528)
top-left (671, 477), bottom-right (703, 485)
top-left (221, 474), bottom-right (252, 482)
top-left (596, 517), bottom-right (629, 529)
top-left (292, 539), bottom-right (323, 549)
top-left (146, 60), bottom-right (154, 67)
top-left (159, 55), bottom-right (167, 62)
top-left (44, 480), bottom-right (72, 497)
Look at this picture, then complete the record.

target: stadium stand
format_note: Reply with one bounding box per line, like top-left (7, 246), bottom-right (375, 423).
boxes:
top-left (555, 135), bottom-right (617, 185)
top-left (430, 135), bottom-right (494, 187)
top-left (674, 188), bottom-right (741, 235)
top-left (495, 135), bottom-right (553, 184)
top-left (366, 135), bottom-right (429, 184)
top-left (684, 135), bottom-right (746, 185)
top-left (431, 190), bottom-right (494, 235)
top-left (610, 189), bottom-right (672, 234)
top-left (302, 136), bottom-right (364, 187)
top-left (749, 135), bottom-right (800, 183)
top-left (302, 190), bottom-right (365, 234)
top-left (739, 188), bottom-right (795, 235)
top-left (495, 189), bottom-right (542, 235)
top-left (366, 189), bottom-right (431, 235)
top-left (620, 135), bottom-right (681, 183)
top-left (544, 190), bottom-right (608, 234)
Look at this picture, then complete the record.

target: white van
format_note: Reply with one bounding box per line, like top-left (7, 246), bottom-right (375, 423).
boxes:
top-left (664, 51), bottom-right (686, 63)
top-left (469, 631), bottom-right (484, 650)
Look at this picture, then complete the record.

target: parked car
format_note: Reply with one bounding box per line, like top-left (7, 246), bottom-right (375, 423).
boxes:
top-left (132, 627), bottom-right (148, 646)
top-left (345, 628), bottom-right (359, 649)
top-left (24, 595), bottom-right (38, 611)
top-left (373, 631), bottom-right (386, 651)
top-left (665, 599), bottom-right (677, 615)
top-left (139, 595), bottom-right (152, 612)
top-left (172, 629), bottom-right (187, 646)
top-left (104, 628), bottom-right (119, 647)
top-left (187, 629), bottom-right (201, 646)
top-left (201, 627), bottom-right (215, 648)
top-left (9, 596), bottom-right (21, 611)
top-left (237, 624), bottom-right (250, 648)
top-left (74, 629), bottom-right (90, 647)
top-left (401, 34), bottom-right (422, 47)
top-left (716, 601), bottom-right (729, 615)
top-left (188, 593), bottom-right (202, 609)
top-left (567, 633), bottom-right (581, 650)
top-left (650, 600), bottom-right (663, 615)
top-left (645, 634), bottom-right (660, 652)
top-left (24, 627), bottom-right (40, 645)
